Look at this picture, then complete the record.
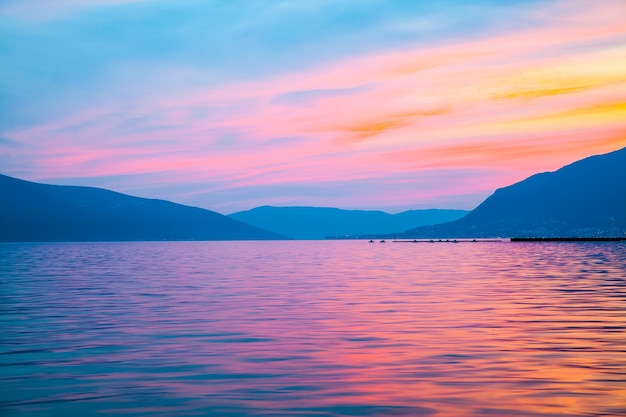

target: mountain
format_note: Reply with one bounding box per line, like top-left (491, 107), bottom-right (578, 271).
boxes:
top-left (228, 206), bottom-right (469, 239)
top-left (398, 147), bottom-right (626, 238)
top-left (0, 174), bottom-right (284, 242)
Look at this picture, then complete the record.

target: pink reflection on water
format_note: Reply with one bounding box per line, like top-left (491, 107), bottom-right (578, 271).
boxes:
top-left (1, 241), bottom-right (625, 416)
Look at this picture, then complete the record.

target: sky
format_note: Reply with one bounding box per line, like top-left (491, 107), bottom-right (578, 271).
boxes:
top-left (1, 0), bottom-right (625, 214)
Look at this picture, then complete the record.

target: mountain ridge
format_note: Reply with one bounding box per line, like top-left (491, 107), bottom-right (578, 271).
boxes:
top-left (229, 206), bottom-right (469, 239)
top-left (0, 174), bottom-right (284, 242)
top-left (395, 146), bottom-right (626, 238)
top-left (3, 146), bottom-right (624, 241)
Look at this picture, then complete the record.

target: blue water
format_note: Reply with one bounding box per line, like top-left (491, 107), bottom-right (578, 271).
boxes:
top-left (1, 241), bottom-right (625, 416)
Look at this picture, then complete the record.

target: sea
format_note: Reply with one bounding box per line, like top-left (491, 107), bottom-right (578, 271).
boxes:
top-left (1, 240), bottom-right (625, 417)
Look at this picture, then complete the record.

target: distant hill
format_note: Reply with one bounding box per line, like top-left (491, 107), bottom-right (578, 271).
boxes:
top-left (397, 146), bottom-right (626, 238)
top-left (0, 174), bottom-right (284, 242)
top-left (228, 206), bottom-right (469, 239)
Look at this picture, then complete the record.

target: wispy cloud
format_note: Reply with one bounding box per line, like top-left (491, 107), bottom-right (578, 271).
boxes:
top-left (2, 0), bottom-right (626, 212)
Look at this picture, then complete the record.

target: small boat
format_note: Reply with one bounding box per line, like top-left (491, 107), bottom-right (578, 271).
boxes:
top-left (380, 240), bottom-right (386, 243)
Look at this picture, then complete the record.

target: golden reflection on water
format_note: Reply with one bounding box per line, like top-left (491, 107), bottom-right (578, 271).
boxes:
top-left (1, 241), bottom-right (625, 416)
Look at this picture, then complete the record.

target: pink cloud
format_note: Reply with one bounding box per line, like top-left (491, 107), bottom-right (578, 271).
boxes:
top-left (4, 0), bottom-right (626, 211)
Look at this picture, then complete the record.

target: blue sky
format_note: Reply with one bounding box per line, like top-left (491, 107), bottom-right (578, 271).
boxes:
top-left (2, 0), bottom-right (625, 213)
top-left (0, 0), bottom-right (547, 129)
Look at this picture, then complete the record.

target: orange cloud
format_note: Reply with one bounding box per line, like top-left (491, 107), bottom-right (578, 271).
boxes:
top-left (330, 108), bottom-right (450, 142)
top-left (5, 0), bottom-right (626, 211)
top-left (386, 128), bottom-right (626, 172)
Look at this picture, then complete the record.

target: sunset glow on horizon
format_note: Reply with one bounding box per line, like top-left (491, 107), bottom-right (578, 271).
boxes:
top-left (1, 0), bottom-right (625, 213)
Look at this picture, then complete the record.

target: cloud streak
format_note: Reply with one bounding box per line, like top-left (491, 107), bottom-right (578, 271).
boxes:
top-left (2, 0), bottom-right (626, 212)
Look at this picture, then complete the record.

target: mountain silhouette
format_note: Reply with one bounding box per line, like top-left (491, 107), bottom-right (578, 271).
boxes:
top-left (398, 147), bottom-right (626, 238)
top-left (0, 174), bottom-right (284, 242)
top-left (229, 206), bottom-right (468, 239)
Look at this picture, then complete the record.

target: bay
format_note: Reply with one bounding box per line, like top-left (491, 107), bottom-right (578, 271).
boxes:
top-left (1, 240), bottom-right (625, 416)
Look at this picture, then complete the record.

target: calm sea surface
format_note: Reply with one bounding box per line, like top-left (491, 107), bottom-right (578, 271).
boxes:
top-left (1, 241), bottom-right (625, 417)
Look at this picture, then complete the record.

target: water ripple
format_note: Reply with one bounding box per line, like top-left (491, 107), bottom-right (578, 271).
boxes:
top-left (1, 241), bottom-right (625, 416)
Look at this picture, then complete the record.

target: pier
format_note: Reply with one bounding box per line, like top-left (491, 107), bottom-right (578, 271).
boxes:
top-left (388, 237), bottom-right (624, 243)
top-left (391, 238), bottom-right (509, 243)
